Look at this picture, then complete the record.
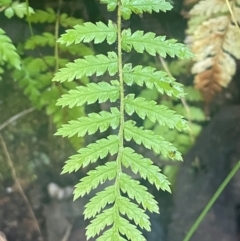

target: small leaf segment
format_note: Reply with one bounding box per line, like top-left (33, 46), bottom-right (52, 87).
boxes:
top-left (54, 0), bottom-right (193, 240)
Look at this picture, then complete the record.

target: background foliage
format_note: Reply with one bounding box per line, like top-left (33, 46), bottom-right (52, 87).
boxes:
top-left (0, 0), bottom-right (240, 241)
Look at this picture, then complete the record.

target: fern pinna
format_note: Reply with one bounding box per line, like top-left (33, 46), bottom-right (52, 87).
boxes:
top-left (185, 0), bottom-right (240, 102)
top-left (53, 0), bottom-right (193, 240)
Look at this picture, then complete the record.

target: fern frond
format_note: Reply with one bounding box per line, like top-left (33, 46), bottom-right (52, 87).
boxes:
top-left (74, 162), bottom-right (117, 200)
top-left (53, 52), bottom-right (118, 82)
top-left (0, 28), bottom-right (21, 69)
top-left (28, 8), bottom-right (56, 23)
top-left (122, 29), bottom-right (193, 59)
top-left (84, 185), bottom-right (116, 219)
top-left (86, 208), bottom-right (115, 239)
top-left (124, 120), bottom-right (182, 160)
top-left (117, 216), bottom-right (146, 241)
top-left (56, 108), bottom-right (120, 137)
top-left (57, 81), bottom-right (119, 107)
top-left (122, 147), bottom-right (171, 192)
top-left (88, 211), bottom-right (146, 240)
top-left (123, 64), bottom-right (185, 98)
top-left (120, 174), bottom-right (159, 213)
top-left (58, 20), bottom-right (117, 45)
top-left (121, 0), bottom-right (172, 19)
top-left (174, 104), bottom-right (205, 121)
top-left (125, 94), bottom-right (188, 130)
top-left (96, 228), bottom-right (125, 241)
top-left (184, 86), bottom-right (203, 101)
top-left (59, 14), bottom-right (84, 28)
top-left (189, 0), bottom-right (228, 17)
top-left (59, 42), bottom-right (94, 56)
top-left (98, 224), bottom-right (144, 241)
top-left (62, 135), bottom-right (119, 174)
top-left (99, 0), bottom-right (118, 11)
top-left (3, 1), bottom-right (34, 18)
top-left (24, 33), bottom-right (55, 49)
top-left (54, 0), bottom-right (193, 239)
top-left (186, 0), bottom-right (240, 101)
top-left (118, 196), bottom-right (151, 230)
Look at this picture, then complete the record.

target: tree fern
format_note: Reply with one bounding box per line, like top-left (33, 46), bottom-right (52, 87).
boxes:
top-left (54, 0), bottom-right (193, 240)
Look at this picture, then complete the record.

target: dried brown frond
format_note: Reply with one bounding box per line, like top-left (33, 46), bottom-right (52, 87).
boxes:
top-left (185, 0), bottom-right (240, 102)
top-left (183, 0), bottom-right (200, 8)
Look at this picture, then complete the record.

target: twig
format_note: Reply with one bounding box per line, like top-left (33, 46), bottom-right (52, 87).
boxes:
top-left (159, 56), bottom-right (194, 143)
top-left (0, 6), bottom-right (6, 12)
top-left (61, 224), bottom-right (73, 241)
top-left (0, 107), bottom-right (35, 131)
top-left (0, 134), bottom-right (43, 240)
top-left (225, 0), bottom-right (240, 35)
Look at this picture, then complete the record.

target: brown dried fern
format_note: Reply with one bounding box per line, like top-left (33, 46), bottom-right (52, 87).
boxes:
top-left (185, 0), bottom-right (240, 102)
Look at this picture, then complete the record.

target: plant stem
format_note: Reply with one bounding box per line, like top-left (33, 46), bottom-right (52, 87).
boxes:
top-left (159, 56), bottom-right (194, 143)
top-left (225, 0), bottom-right (240, 35)
top-left (116, 0), bottom-right (124, 181)
top-left (26, 0), bottom-right (34, 37)
top-left (54, 0), bottom-right (62, 73)
top-left (0, 107), bottom-right (35, 131)
top-left (0, 134), bottom-right (43, 240)
top-left (183, 160), bottom-right (240, 241)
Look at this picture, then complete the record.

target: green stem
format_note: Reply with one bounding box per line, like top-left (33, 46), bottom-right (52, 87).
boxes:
top-left (116, 0), bottom-right (124, 181)
top-left (54, 0), bottom-right (62, 73)
top-left (26, 0), bottom-right (34, 37)
top-left (183, 161), bottom-right (240, 241)
top-left (112, 1), bottom-right (124, 235)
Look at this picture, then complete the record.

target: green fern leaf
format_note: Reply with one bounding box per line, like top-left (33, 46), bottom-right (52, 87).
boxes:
top-left (118, 196), bottom-right (151, 231)
top-left (118, 216), bottom-right (146, 241)
top-left (56, 108), bottom-right (120, 137)
top-left (53, 0), bottom-right (194, 239)
top-left (88, 211), bottom-right (146, 241)
top-left (124, 120), bottom-right (182, 160)
top-left (61, 135), bottom-right (119, 173)
top-left (99, 0), bottom-right (117, 11)
top-left (24, 33), bottom-right (55, 49)
top-left (122, 147), bottom-right (171, 192)
top-left (10, 1), bottom-right (34, 18)
top-left (74, 162), bottom-right (117, 200)
top-left (0, 0), bottom-right (11, 6)
top-left (53, 52), bottom-right (118, 82)
top-left (122, 29), bottom-right (194, 59)
top-left (121, 0), bottom-right (172, 20)
top-left (59, 42), bottom-right (94, 56)
top-left (184, 86), bottom-right (203, 101)
top-left (125, 94), bottom-right (188, 131)
top-left (84, 185), bottom-right (116, 219)
top-left (97, 228), bottom-right (125, 241)
top-left (58, 20), bottom-right (117, 45)
top-left (28, 8), bottom-right (56, 23)
top-left (123, 64), bottom-right (185, 98)
top-left (0, 28), bottom-right (21, 69)
top-left (86, 208), bottom-right (115, 239)
top-left (57, 81), bottom-right (119, 107)
top-left (60, 43), bottom-right (93, 56)
top-left (4, 6), bottom-right (14, 18)
top-left (59, 14), bottom-right (84, 28)
top-left (120, 174), bottom-right (159, 213)
top-left (174, 104), bottom-right (206, 121)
